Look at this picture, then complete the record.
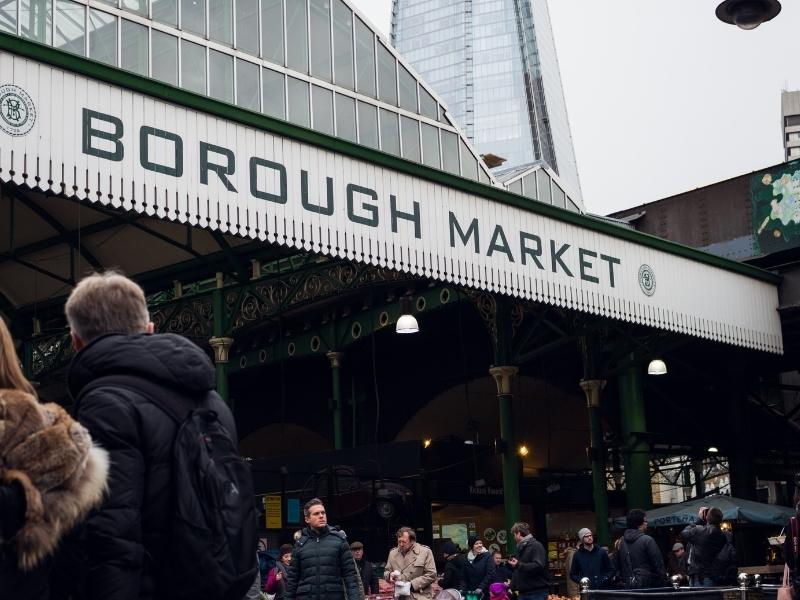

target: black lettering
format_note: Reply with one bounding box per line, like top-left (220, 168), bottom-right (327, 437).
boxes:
top-left (200, 142), bottom-right (237, 192)
top-left (600, 254), bottom-right (621, 288)
top-left (390, 195), bottom-right (421, 239)
top-left (550, 240), bottom-right (573, 277)
top-left (448, 212), bottom-right (479, 253)
top-left (139, 126), bottom-right (182, 177)
top-left (301, 170), bottom-right (334, 215)
top-left (519, 232), bottom-right (544, 269)
top-left (487, 224), bottom-right (514, 262)
top-left (82, 109), bottom-right (123, 161)
top-left (579, 248), bottom-right (599, 284)
top-left (250, 157), bottom-right (287, 204)
top-left (347, 183), bottom-right (378, 227)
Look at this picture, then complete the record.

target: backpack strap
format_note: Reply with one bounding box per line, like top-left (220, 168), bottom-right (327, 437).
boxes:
top-left (75, 373), bottom-right (197, 423)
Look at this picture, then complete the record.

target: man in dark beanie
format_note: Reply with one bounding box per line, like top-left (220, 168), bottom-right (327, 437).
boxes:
top-left (350, 541), bottom-right (378, 596)
top-left (681, 507), bottom-right (730, 587)
top-left (461, 535), bottom-right (496, 596)
top-left (440, 541), bottom-right (466, 591)
top-left (614, 509), bottom-right (666, 589)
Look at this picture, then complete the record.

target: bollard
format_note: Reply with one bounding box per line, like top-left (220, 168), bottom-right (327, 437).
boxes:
top-left (580, 577), bottom-right (591, 600)
top-left (738, 572), bottom-right (748, 600)
top-left (671, 575), bottom-right (681, 590)
top-left (753, 574), bottom-right (761, 588)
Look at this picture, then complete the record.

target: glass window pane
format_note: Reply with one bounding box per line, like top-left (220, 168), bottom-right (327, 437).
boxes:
top-left (152, 0), bottom-right (177, 26)
top-left (508, 179), bottom-right (522, 194)
top-left (152, 30), bottom-right (178, 86)
top-left (261, 0), bottom-right (283, 65)
top-left (287, 76), bottom-right (310, 128)
top-left (181, 0), bottom-right (204, 35)
top-left (181, 39), bottom-right (206, 95)
top-left (121, 20), bottom-right (148, 76)
top-left (310, 0), bottom-right (331, 82)
top-left (355, 17), bottom-right (375, 98)
top-left (236, 0), bottom-right (259, 55)
top-left (121, 0), bottom-right (146, 15)
top-left (420, 123), bottom-right (440, 169)
top-left (210, 0), bottom-right (232, 45)
top-left (312, 85), bottom-right (333, 135)
top-left (441, 130), bottom-right (459, 175)
top-left (286, 1), bottom-right (308, 73)
top-left (552, 183), bottom-right (566, 209)
top-left (522, 172), bottom-right (537, 200)
top-left (536, 169), bottom-right (552, 204)
top-left (20, 0), bottom-right (52, 44)
top-left (379, 109), bottom-right (399, 155)
top-left (419, 87), bottom-right (437, 120)
top-left (262, 68), bottom-right (285, 119)
top-left (335, 93), bottom-right (356, 142)
top-left (377, 43), bottom-right (397, 106)
top-left (55, 1), bottom-right (85, 56)
top-left (357, 101), bottom-right (378, 150)
top-left (400, 116), bottom-right (420, 162)
top-left (89, 9), bottom-right (117, 66)
top-left (209, 49), bottom-right (234, 103)
top-left (0, 1), bottom-right (17, 34)
top-left (398, 65), bottom-right (417, 113)
top-left (460, 139), bottom-right (478, 180)
top-left (332, 0), bottom-right (353, 90)
top-left (95, 0), bottom-right (116, 6)
top-left (479, 168), bottom-right (489, 184)
top-left (237, 59), bottom-right (260, 111)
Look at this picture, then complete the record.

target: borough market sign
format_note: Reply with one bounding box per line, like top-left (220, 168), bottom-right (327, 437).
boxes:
top-left (0, 45), bottom-right (783, 353)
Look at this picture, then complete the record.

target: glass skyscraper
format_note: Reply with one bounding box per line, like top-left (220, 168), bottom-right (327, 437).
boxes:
top-left (391, 0), bottom-right (583, 205)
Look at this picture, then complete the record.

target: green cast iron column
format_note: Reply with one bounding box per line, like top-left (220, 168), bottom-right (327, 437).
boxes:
top-left (580, 379), bottom-right (610, 546)
top-left (327, 351), bottom-right (344, 450)
top-left (619, 363), bottom-right (651, 510)
top-left (210, 274), bottom-right (233, 404)
top-left (491, 365), bottom-right (521, 553)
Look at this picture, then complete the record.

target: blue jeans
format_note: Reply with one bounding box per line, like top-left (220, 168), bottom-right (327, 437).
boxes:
top-left (518, 593), bottom-right (548, 600)
top-left (691, 576), bottom-right (716, 588)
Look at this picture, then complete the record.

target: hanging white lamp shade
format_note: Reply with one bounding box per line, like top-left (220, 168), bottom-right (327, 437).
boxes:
top-left (647, 359), bottom-right (667, 375)
top-left (396, 313), bottom-right (419, 334)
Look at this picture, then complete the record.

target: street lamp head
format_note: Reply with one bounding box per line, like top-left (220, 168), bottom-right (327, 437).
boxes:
top-left (716, 0), bottom-right (781, 30)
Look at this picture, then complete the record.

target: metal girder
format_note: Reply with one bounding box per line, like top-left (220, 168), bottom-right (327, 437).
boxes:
top-left (9, 188), bottom-right (103, 270)
top-left (211, 230), bottom-right (249, 283)
top-left (228, 285), bottom-right (457, 372)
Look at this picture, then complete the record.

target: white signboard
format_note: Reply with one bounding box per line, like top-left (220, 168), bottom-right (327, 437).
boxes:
top-left (0, 51), bottom-right (783, 353)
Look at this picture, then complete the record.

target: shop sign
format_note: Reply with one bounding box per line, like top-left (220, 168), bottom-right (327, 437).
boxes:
top-left (0, 51), bottom-right (783, 353)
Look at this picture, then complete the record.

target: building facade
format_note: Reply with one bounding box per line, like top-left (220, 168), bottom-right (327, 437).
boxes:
top-left (391, 0), bottom-right (583, 207)
top-left (783, 90), bottom-right (800, 162)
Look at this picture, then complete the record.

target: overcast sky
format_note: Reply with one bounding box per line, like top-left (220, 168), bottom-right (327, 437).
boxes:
top-left (348, 0), bottom-right (799, 216)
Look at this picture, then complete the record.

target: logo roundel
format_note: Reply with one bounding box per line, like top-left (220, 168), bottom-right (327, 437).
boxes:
top-left (0, 84), bottom-right (36, 136)
top-left (638, 264), bottom-right (656, 296)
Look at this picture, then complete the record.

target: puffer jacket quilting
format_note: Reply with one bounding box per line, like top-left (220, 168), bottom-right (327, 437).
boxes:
top-left (285, 526), bottom-right (362, 600)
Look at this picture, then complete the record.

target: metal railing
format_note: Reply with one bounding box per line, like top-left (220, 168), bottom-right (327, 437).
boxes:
top-left (579, 573), bottom-right (775, 600)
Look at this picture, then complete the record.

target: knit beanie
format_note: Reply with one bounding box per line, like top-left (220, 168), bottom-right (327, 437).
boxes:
top-left (578, 528), bottom-right (592, 541)
top-left (468, 535), bottom-right (481, 550)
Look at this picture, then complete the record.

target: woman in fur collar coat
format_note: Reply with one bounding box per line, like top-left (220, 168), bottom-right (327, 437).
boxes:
top-left (0, 319), bottom-right (109, 599)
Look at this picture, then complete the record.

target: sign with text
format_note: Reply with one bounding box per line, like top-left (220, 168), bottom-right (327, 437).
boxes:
top-left (0, 50), bottom-right (782, 353)
top-left (265, 495), bottom-right (282, 529)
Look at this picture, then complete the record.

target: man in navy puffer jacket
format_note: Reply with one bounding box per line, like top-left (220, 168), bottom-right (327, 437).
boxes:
top-left (285, 499), bottom-right (362, 600)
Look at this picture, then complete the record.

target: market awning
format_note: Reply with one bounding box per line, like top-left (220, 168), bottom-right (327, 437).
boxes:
top-left (613, 494), bottom-right (795, 529)
top-left (0, 36), bottom-right (784, 353)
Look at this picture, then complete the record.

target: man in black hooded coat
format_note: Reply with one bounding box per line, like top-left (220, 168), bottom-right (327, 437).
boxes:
top-left (614, 509), bottom-right (667, 589)
top-left (62, 271), bottom-right (254, 600)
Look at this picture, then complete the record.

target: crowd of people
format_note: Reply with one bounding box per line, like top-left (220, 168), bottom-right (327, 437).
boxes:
top-left (0, 269), bottom-right (798, 600)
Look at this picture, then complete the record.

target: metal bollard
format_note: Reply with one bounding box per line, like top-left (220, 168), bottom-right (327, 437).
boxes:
top-left (580, 577), bottom-right (590, 600)
top-left (738, 572), bottom-right (748, 600)
top-left (671, 575), bottom-right (681, 590)
top-left (753, 574), bottom-right (761, 588)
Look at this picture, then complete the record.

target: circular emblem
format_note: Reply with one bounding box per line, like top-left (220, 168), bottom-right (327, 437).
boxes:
top-left (496, 530), bottom-right (507, 545)
top-left (483, 528), bottom-right (496, 542)
top-left (0, 84), bottom-right (35, 136)
top-left (638, 264), bottom-right (656, 297)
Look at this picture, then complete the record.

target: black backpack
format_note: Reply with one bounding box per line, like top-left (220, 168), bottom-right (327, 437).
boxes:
top-left (708, 537), bottom-right (737, 586)
top-left (78, 375), bottom-right (258, 600)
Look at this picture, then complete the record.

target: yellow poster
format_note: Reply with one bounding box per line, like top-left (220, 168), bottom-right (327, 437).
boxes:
top-left (265, 495), bottom-right (282, 529)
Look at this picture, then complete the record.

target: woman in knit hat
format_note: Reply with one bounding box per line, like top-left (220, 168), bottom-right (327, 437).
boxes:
top-left (440, 540), bottom-right (466, 590)
top-left (460, 535), bottom-right (496, 596)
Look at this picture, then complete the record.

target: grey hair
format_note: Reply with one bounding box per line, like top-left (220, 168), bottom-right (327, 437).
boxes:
top-left (65, 271), bottom-right (150, 343)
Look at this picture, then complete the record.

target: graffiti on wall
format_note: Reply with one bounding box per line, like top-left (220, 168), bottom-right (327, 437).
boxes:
top-left (753, 160), bottom-right (800, 255)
